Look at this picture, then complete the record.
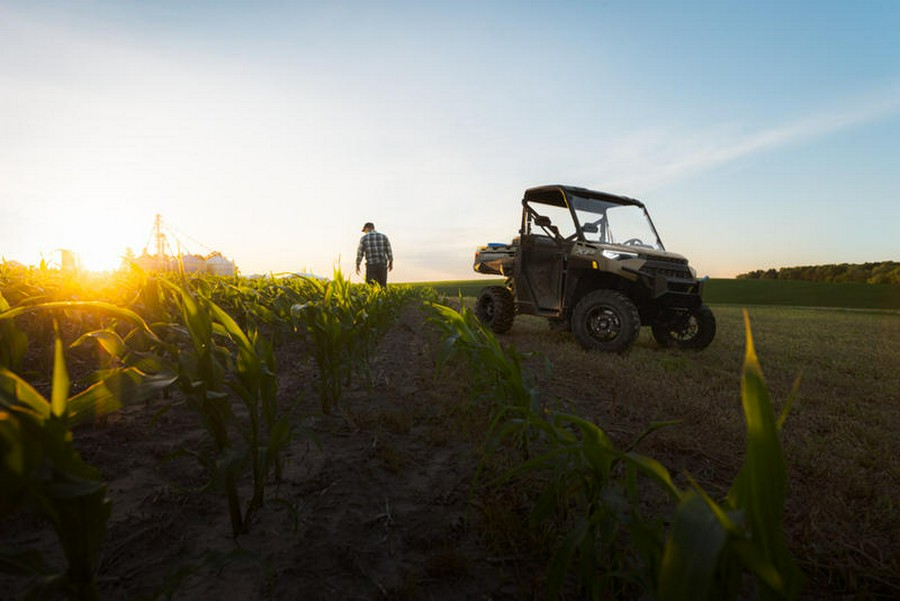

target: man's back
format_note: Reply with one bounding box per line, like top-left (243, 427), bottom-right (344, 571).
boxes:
top-left (359, 231), bottom-right (391, 264)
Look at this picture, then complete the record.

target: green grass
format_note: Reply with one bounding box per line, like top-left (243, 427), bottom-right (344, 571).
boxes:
top-left (432, 300), bottom-right (812, 599)
top-left (409, 278), bottom-right (900, 311)
top-left (408, 279), bottom-right (505, 298)
top-left (704, 279), bottom-right (900, 310)
top-left (497, 305), bottom-right (900, 597)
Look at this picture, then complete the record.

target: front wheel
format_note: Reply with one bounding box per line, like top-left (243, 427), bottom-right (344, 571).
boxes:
top-left (571, 290), bottom-right (640, 353)
top-left (651, 305), bottom-right (716, 350)
top-left (474, 286), bottom-right (516, 333)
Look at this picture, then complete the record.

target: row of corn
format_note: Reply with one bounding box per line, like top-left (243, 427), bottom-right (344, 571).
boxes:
top-left (0, 262), bottom-right (421, 599)
top-left (429, 301), bottom-right (803, 600)
top-left (1, 259), bottom-right (803, 600)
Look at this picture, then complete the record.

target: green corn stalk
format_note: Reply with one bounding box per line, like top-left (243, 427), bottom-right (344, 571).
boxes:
top-left (290, 268), bottom-right (359, 414)
top-left (428, 300), bottom-right (542, 412)
top-left (491, 408), bottom-right (680, 600)
top-left (0, 292), bottom-right (28, 372)
top-left (0, 300), bottom-right (175, 425)
top-left (165, 280), bottom-right (245, 535)
top-left (0, 403), bottom-right (110, 601)
top-left (292, 300), bottom-right (346, 414)
top-left (210, 301), bottom-right (286, 518)
top-left (0, 318), bottom-right (171, 600)
top-left (207, 275), bottom-right (302, 484)
top-left (251, 329), bottom-right (290, 483)
top-left (162, 277), bottom-right (292, 533)
top-left (428, 300), bottom-right (548, 459)
top-left (658, 309), bottom-right (803, 601)
top-left (435, 302), bottom-right (803, 600)
top-left (291, 270), bottom-right (420, 415)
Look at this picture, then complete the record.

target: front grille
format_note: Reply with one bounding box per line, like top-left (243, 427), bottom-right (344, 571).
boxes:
top-left (640, 260), bottom-right (693, 280)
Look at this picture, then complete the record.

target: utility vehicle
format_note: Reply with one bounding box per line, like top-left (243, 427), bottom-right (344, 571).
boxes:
top-left (472, 185), bottom-right (715, 352)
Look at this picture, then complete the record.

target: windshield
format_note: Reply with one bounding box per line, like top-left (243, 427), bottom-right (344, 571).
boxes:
top-left (570, 194), bottom-right (664, 251)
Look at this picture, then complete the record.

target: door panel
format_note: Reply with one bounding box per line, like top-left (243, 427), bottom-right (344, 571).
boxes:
top-left (518, 235), bottom-right (565, 312)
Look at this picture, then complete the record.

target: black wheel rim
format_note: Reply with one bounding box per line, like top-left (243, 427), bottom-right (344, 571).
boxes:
top-left (671, 316), bottom-right (699, 341)
top-left (481, 298), bottom-right (495, 320)
top-left (585, 305), bottom-right (622, 342)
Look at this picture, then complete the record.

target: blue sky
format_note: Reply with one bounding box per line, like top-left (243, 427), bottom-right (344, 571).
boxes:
top-left (1, 1), bottom-right (898, 280)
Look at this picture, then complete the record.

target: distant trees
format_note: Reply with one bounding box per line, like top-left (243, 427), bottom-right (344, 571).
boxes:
top-left (736, 261), bottom-right (900, 284)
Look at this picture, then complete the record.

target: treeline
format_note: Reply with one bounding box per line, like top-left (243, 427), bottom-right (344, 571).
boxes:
top-left (736, 261), bottom-right (900, 284)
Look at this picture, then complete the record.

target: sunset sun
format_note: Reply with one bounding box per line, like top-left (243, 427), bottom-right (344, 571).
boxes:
top-left (73, 246), bottom-right (125, 272)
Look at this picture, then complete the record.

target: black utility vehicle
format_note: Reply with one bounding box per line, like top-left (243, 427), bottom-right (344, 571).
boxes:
top-left (473, 185), bottom-right (715, 352)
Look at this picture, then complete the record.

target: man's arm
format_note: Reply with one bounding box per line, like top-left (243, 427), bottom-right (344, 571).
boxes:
top-left (386, 237), bottom-right (393, 270)
top-left (356, 238), bottom-right (365, 273)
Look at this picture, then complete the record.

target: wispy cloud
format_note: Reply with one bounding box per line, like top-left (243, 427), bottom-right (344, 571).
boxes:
top-left (596, 83), bottom-right (900, 193)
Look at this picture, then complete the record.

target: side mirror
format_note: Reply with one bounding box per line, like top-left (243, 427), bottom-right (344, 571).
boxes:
top-left (582, 223), bottom-right (598, 234)
top-left (533, 215), bottom-right (552, 227)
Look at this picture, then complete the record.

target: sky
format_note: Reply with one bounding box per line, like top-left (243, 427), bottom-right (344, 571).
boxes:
top-left (1, 0), bottom-right (898, 282)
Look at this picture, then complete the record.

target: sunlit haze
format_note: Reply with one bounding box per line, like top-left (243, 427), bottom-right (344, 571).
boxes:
top-left (2, 1), bottom-right (898, 281)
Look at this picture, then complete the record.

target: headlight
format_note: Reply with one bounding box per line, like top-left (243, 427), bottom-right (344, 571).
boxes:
top-left (602, 249), bottom-right (639, 260)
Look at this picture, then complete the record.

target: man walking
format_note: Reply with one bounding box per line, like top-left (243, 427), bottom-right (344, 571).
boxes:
top-left (355, 222), bottom-right (393, 286)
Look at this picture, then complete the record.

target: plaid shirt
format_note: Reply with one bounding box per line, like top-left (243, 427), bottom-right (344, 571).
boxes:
top-left (356, 231), bottom-right (393, 267)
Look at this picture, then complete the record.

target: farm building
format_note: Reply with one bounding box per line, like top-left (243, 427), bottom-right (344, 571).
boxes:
top-left (204, 252), bottom-right (236, 276)
top-left (130, 215), bottom-right (238, 275)
top-left (131, 252), bottom-right (237, 275)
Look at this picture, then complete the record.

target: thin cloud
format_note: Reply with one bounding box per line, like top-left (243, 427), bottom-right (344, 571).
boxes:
top-left (600, 83), bottom-right (900, 193)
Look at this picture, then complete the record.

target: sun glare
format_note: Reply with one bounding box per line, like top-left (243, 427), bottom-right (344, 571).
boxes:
top-left (69, 247), bottom-right (124, 273)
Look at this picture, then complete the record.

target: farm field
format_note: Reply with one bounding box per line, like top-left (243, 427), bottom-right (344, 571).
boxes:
top-left (2, 268), bottom-right (899, 600)
top-left (416, 278), bottom-right (900, 311)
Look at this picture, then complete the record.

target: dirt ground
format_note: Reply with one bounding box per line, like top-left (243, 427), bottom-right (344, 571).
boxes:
top-left (2, 303), bottom-right (896, 600)
top-left (2, 304), bottom-right (541, 600)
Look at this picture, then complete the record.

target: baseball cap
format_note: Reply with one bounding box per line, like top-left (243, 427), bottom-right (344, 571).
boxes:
top-left (362, 222), bottom-right (374, 232)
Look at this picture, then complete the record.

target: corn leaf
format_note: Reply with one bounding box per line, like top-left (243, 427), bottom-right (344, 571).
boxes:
top-left (0, 368), bottom-right (51, 418)
top-left (659, 491), bottom-right (728, 601)
top-left (547, 516), bottom-right (591, 600)
top-left (67, 369), bottom-right (177, 427)
top-left (207, 301), bottom-right (252, 351)
top-left (619, 451), bottom-right (682, 500)
top-left (0, 300), bottom-right (159, 342)
top-left (0, 293), bottom-right (28, 371)
top-left (71, 330), bottom-right (127, 359)
top-left (725, 310), bottom-right (803, 599)
top-left (51, 326), bottom-right (69, 419)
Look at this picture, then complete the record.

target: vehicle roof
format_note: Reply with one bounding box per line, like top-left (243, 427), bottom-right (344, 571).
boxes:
top-left (523, 185), bottom-right (645, 208)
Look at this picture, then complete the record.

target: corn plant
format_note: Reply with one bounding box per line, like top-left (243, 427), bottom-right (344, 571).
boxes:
top-left (291, 280), bottom-right (351, 414)
top-left (427, 300), bottom-right (549, 459)
top-left (493, 407), bottom-right (685, 598)
top-left (161, 277), bottom-right (290, 534)
top-left (0, 299), bottom-right (176, 423)
top-left (0, 292), bottom-right (28, 373)
top-left (0, 303), bottom-right (173, 600)
top-left (225, 319), bottom-right (288, 508)
top-left (429, 301), bottom-right (543, 410)
top-left (432, 301), bottom-right (803, 599)
top-left (290, 268), bottom-right (406, 414)
top-left (657, 310), bottom-right (803, 601)
top-left (164, 279), bottom-right (244, 533)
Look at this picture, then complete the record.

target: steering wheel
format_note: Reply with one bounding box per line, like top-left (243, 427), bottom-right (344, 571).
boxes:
top-left (622, 238), bottom-right (644, 246)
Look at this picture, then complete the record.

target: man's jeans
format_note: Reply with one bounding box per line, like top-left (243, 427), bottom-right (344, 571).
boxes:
top-left (365, 263), bottom-right (388, 287)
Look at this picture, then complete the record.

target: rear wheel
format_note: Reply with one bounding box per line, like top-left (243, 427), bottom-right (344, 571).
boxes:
top-left (571, 290), bottom-right (640, 353)
top-left (474, 286), bottom-right (516, 333)
top-left (651, 305), bottom-right (716, 350)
